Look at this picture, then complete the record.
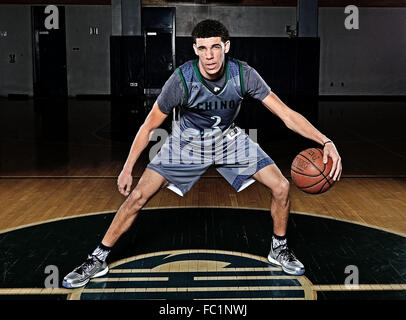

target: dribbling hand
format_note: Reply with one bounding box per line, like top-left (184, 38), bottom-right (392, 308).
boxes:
top-left (322, 141), bottom-right (342, 181)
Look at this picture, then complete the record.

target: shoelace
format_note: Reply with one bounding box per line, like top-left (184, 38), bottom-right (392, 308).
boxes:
top-left (277, 248), bottom-right (297, 263)
top-left (75, 255), bottom-right (97, 274)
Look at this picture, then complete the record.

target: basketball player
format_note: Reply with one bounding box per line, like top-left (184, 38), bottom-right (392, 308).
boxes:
top-left (62, 20), bottom-right (342, 288)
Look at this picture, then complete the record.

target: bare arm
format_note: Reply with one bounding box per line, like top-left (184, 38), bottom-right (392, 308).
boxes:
top-left (262, 92), bottom-right (342, 181)
top-left (118, 102), bottom-right (168, 196)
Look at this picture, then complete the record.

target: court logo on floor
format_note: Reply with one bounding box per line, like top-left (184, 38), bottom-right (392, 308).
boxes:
top-left (73, 249), bottom-right (315, 300)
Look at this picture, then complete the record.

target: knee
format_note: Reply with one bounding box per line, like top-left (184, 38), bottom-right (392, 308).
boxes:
top-left (271, 177), bottom-right (290, 201)
top-left (127, 188), bottom-right (146, 210)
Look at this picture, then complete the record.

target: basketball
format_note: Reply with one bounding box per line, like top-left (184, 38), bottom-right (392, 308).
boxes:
top-left (291, 148), bottom-right (335, 194)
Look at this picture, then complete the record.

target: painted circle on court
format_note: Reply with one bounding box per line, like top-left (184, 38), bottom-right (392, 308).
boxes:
top-left (75, 250), bottom-right (315, 300)
top-left (0, 207), bottom-right (405, 300)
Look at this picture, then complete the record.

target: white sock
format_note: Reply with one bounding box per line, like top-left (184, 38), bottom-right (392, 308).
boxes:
top-left (272, 235), bottom-right (287, 250)
top-left (92, 244), bottom-right (111, 262)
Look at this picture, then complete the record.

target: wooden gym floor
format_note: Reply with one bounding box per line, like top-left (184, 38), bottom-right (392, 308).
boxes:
top-left (0, 97), bottom-right (405, 301)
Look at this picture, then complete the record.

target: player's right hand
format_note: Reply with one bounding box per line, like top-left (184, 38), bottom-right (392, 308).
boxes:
top-left (117, 170), bottom-right (133, 197)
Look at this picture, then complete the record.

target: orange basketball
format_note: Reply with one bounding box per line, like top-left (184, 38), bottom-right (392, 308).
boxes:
top-left (291, 148), bottom-right (335, 194)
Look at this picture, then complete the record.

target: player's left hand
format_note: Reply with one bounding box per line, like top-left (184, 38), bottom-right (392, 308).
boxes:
top-left (323, 141), bottom-right (342, 181)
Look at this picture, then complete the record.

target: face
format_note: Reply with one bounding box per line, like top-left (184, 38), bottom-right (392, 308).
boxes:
top-left (193, 37), bottom-right (230, 79)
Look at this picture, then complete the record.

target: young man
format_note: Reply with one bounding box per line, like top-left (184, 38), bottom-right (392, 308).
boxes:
top-left (62, 20), bottom-right (342, 288)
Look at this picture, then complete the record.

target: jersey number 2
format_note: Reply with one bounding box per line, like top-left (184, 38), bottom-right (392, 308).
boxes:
top-left (210, 116), bottom-right (221, 130)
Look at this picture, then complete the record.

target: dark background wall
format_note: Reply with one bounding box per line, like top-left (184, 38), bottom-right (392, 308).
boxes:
top-left (0, 3), bottom-right (405, 97)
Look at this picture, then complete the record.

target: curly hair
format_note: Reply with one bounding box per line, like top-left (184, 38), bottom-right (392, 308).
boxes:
top-left (191, 19), bottom-right (230, 43)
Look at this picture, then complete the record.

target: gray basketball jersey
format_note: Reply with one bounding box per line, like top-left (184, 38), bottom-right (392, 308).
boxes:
top-left (175, 58), bottom-right (245, 135)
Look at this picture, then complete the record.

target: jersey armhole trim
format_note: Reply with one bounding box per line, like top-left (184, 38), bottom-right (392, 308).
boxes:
top-left (238, 60), bottom-right (246, 96)
top-left (177, 68), bottom-right (188, 105)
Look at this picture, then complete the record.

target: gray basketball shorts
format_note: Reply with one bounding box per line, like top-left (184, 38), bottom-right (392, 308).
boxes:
top-left (146, 126), bottom-right (274, 196)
